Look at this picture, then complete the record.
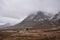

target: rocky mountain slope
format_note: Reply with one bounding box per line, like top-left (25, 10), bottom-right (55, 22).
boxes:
top-left (51, 12), bottom-right (60, 26)
top-left (3, 11), bottom-right (60, 29)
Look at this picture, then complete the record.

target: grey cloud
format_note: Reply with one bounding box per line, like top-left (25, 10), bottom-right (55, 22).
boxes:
top-left (0, 0), bottom-right (60, 19)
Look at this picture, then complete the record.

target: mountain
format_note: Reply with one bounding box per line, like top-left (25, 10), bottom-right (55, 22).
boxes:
top-left (0, 16), bottom-right (20, 29)
top-left (0, 23), bottom-right (10, 28)
top-left (0, 16), bottom-right (20, 25)
top-left (4, 11), bottom-right (60, 29)
top-left (6, 11), bottom-right (52, 29)
top-left (51, 12), bottom-right (60, 26)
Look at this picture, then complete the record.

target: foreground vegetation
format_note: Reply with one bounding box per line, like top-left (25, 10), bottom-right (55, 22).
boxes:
top-left (0, 28), bottom-right (60, 40)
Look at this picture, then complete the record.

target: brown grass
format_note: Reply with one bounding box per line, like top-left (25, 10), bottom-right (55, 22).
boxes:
top-left (0, 28), bottom-right (60, 40)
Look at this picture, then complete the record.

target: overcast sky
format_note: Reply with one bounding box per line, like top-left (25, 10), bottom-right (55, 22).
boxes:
top-left (0, 0), bottom-right (60, 19)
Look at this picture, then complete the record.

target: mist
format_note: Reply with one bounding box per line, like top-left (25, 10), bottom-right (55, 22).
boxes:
top-left (0, 0), bottom-right (60, 19)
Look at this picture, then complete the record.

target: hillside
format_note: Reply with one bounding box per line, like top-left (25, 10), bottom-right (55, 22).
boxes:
top-left (4, 11), bottom-right (60, 30)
